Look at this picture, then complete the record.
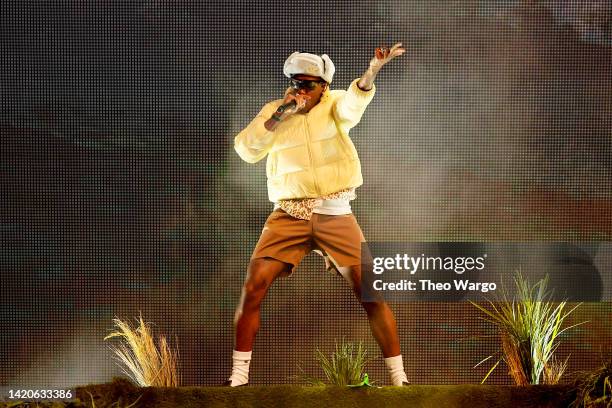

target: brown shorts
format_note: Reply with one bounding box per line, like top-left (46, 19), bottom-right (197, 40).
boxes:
top-left (250, 208), bottom-right (370, 277)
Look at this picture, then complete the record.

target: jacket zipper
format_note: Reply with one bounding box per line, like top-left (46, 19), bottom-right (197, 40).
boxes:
top-left (303, 115), bottom-right (321, 196)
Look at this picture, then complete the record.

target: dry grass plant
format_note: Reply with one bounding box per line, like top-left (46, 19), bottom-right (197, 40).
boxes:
top-left (471, 270), bottom-right (586, 385)
top-left (571, 356), bottom-right (612, 408)
top-left (544, 355), bottom-right (571, 385)
top-left (104, 312), bottom-right (180, 387)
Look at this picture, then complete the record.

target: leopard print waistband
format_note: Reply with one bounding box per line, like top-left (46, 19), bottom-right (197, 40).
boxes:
top-left (277, 188), bottom-right (356, 220)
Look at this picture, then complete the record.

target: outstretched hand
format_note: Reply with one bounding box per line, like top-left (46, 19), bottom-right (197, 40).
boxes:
top-left (369, 42), bottom-right (406, 71)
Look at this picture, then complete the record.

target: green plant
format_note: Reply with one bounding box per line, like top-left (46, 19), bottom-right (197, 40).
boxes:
top-left (571, 356), bottom-right (612, 408)
top-left (299, 339), bottom-right (372, 386)
top-left (104, 312), bottom-right (180, 387)
top-left (470, 270), bottom-right (586, 385)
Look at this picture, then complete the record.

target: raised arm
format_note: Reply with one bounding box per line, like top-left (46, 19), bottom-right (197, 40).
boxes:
top-left (334, 42), bottom-right (406, 130)
top-left (357, 42), bottom-right (406, 91)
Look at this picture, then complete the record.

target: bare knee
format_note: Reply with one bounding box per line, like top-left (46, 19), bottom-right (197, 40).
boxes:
top-left (361, 300), bottom-right (388, 315)
top-left (361, 301), bottom-right (387, 311)
top-left (342, 265), bottom-right (362, 293)
top-left (242, 260), bottom-right (274, 300)
top-left (237, 258), bottom-right (289, 311)
top-left (233, 264), bottom-right (267, 325)
top-left (345, 264), bottom-right (387, 304)
top-left (346, 265), bottom-right (378, 300)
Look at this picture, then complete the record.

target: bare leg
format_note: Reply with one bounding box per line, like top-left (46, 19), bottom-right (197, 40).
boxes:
top-left (233, 257), bottom-right (292, 351)
top-left (339, 264), bottom-right (401, 358)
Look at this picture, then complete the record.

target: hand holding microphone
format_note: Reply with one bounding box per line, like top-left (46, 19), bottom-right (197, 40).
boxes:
top-left (276, 89), bottom-right (311, 116)
top-left (266, 89), bottom-right (310, 130)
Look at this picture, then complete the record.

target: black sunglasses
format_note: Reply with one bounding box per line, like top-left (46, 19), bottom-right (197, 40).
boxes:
top-left (289, 78), bottom-right (325, 91)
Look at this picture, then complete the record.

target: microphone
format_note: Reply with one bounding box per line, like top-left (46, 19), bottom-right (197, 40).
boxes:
top-left (276, 100), bottom-right (297, 113)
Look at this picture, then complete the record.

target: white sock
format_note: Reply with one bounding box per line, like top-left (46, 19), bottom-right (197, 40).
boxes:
top-left (228, 349), bottom-right (252, 386)
top-left (385, 354), bottom-right (409, 386)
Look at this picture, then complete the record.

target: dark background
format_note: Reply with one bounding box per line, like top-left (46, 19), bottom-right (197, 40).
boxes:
top-left (1, 0), bottom-right (611, 387)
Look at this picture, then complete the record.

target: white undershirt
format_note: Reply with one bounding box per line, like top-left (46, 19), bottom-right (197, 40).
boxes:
top-left (273, 197), bottom-right (352, 215)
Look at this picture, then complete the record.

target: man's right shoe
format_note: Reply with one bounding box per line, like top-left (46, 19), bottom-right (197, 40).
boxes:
top-left (222, 380), bottom-right (248, 387)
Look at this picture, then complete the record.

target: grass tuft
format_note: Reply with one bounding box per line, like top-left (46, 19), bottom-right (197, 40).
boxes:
top-left (544, 355), bottom-right (571, 386)
top-left (299, 338), bottom-right (371, 386)
top-left (104, 312), bottom-right (180, 387)
top-left (470, 270), bottom-right (586, 385)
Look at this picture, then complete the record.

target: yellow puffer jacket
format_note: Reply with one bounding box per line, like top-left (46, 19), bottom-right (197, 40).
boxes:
top-left (234, 78), bottom-right (376, 202)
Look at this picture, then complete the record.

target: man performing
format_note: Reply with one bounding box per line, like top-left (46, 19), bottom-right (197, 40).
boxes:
top-left (226, 43), bottom-right (407, 386)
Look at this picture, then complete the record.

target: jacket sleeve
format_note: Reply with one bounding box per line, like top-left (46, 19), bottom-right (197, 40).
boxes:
top-left (234, 102), bottom-right (279, 163)
top-left (332, 78), bottom-right (376, 131)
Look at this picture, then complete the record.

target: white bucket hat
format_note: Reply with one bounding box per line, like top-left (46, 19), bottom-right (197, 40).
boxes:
top-left (283, 52), bottom-right (335, 84)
